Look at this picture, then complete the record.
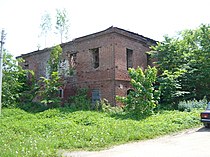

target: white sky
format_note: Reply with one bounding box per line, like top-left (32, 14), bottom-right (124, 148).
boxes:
top-left (0, 0), bottom-right (210, 57)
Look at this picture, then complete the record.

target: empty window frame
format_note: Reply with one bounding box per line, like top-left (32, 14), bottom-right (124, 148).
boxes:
top-left (70, 53), bottom-right (77, 63)
top-left (24, 61), bottom-right (29, 69)
top-left (70, 53), bottom-right (77, 68)
top-left (59, 88), bottom-right (64, 98)
top-left (91, 48), bottom-right (100, 69)
top-left (126, 48), bottom-right (133, 70)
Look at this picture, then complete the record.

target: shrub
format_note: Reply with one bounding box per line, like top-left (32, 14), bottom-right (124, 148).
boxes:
top-left (2, 52), bottom-right (34, 108)
top-left (17, 102), bottom-right (48, 113)
top-left (117, 66), bottom-right (160, 115)
top-left (101, 99), bottom-right (123, 114)
top-left (67, 88), bottom-right (91, 110)
top-left (178, 97), bottom-right (207, 111)
top-left (37, 72), bottom-right (62, 108)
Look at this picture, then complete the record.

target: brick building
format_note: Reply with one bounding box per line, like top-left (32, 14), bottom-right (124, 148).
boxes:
top-left (19, 27), bottom-right (156, 106)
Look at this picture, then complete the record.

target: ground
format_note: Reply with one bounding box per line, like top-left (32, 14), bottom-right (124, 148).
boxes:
top-left (62, 127), bottom-right (210, 157)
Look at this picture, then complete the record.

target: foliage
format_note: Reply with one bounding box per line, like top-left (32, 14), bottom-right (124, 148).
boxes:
top-left (47, 45), bottom-right (62, 76)
top-left (101, 99), bottom-right (123, 114)
top-left (55, 8), bottom-right (70, 43)
top-left (40, 11), bottom-right (52, 47)
top-left (149, 24), bottom-right (210, 106)
top-left (16, 102), bottom-right (48, 113)
top-left (0, 108), bottom-right (201, 156)
top-left (2, 52), bottom-right (34, 108)
top-left (178, 97), bottom-right (207, 112)
top-left (117, 66), bottom-right (160, 115)
top-left (38, 72), bottom-right (62, 108)
top-left (157, 70), bottom-right (188, 109)
top-left (67, 88), bottom-right (91, 110)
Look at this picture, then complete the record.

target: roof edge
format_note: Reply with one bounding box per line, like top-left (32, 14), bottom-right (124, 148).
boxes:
top-left (18, 26), bottom-right (157, 58)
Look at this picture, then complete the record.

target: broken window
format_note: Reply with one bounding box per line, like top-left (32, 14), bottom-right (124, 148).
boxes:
top-left (59, 88), bottom-right (64, 98)
top-left (70, 53), bottom-right (77, 67)
top-left (126, 48), bottom-right (133, 70)
top-left (91, 48), bottom-right (99, 69)
top-left (24, 61), bottom-right (29, 69)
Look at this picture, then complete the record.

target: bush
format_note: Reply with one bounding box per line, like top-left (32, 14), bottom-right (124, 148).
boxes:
top-left (17, 102), bottom-right (48, 113)
top-left (178, 97), bottom-right (207, 111)
top-left (117, 66), bottom-right (160, 115)
top-left (67, 89), bottom-right (91, 110)
top-left (37, 72), bottom-right (62, 108)
top-left (101, 99), bottom-right (123, 114)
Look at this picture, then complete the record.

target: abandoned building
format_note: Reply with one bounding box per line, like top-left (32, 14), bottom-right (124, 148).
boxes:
top-left (18, 26), bottom-right (157, 106)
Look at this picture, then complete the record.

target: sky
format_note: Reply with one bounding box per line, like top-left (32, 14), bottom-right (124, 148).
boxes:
top-left (0, 0), bottom-right (210, 57)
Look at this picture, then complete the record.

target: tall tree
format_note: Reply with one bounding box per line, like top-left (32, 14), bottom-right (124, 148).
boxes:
top-left (149, 24), bottom-right (210, 106)
top-left (2, 52), bottom-right (34, 107)
top-left (55, 8), bottom-right (70, 43)
top-left (40, 12), bottom-right (52, 47)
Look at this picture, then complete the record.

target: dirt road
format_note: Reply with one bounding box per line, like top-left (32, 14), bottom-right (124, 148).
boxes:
top-left (62, 127), bottom-right (210, 157)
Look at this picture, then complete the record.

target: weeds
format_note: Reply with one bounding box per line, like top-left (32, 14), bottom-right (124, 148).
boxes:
top-left (0, 108), bottom-right (201, 157)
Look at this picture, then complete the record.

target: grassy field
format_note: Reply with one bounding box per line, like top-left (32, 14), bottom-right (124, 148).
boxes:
top-left (0, 108), bottom-right (201, 157)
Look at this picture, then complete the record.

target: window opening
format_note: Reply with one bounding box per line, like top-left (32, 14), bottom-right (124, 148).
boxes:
top-left (59, 88), bottom-right (64, 98)
top-left (91, 48), bottom-right (99, 68)
top-left (127, 89), bottom-right (134, 95)
top-left (126, 48), bottom-right (133, 70)
top-left (92, 89), bottom-right (101, 103)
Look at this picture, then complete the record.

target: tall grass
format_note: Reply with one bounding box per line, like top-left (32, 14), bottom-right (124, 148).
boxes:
top-left (0, 108), bottom-right (201, 157)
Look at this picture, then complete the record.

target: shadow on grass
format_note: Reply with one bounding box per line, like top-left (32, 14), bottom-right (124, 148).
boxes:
top-left (17, 102), bottom-right (151, 121)
top-left (110, 111), bottom-right (151, 121)
top-left (17, 102), bottom-right (95, 114)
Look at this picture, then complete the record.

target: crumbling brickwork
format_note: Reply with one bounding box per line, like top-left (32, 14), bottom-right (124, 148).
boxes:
top-left (18, 27), bottom-right (156, 106)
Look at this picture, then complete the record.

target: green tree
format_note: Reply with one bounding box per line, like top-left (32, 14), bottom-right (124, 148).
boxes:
top-left (47, 45), bottom-right (62, 76)
top-left (117, 66), bottom-right (160, 115)
top-left (37, 45), bottom-right (63, 108)
top-left (2, 52), bottom-right (34, 107)
top-left (55, 8), bottom-right (70, 43)
top-left (149, 24), bottom-right (210, 105)
top-left (38, 72), bottom-right (62, 108)
top-left (40, 11), bottom-right (52, 47)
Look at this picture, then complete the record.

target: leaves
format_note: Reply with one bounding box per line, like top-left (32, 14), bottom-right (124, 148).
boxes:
top-left (55, 8), bottom-right (70, 43)
top-left (117, 66), bottom-right (160, 115)
top-left (47, 45), bottom-right (62, 76)
top-left (2, 52), bottom-right (34, 107)
top-left (150, 24), bottom-right (210, 107)
top-left (38, 72), bottom-right (62, 108)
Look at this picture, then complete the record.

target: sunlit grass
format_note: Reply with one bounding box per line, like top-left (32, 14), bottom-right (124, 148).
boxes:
top-left (0, 108), bottom-right (201, 157)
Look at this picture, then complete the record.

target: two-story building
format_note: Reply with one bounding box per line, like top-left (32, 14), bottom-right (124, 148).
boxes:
top-left (19, 26), bottom-right (157, 105)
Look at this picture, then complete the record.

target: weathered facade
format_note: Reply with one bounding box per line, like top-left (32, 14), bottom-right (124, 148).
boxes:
top-left (19, 27), bottom-right (156, 105)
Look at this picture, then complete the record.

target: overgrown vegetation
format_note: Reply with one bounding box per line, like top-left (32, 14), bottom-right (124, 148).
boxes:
top-left (1, 22), bottom-right (209, 157)
top-left (0, 108), bottom-right (201, 157)
top-left (149, 24), bottom-right (210, 108)
top-left (178, 97), bottom-right (207, 112)
top-left (38, 72), bottom-right (62, 108)
top-left (2, 52), bottom-right (34, 108)
top-left (47, 45), bottom-right (62, 76)
top-left (66, 88), bottom-right (91, 110)
top-left (117, 66), bottom-right (160, 115)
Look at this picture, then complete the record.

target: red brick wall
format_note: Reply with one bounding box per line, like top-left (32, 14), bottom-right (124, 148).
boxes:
top-left (20, 49), bottom-right (50, 80)
top-left (19, 28), bottom-right (155, 106)
top-left (62, 33), bottom-right (116, 104)
top-left (113, 33), bottom-right (151, 105)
